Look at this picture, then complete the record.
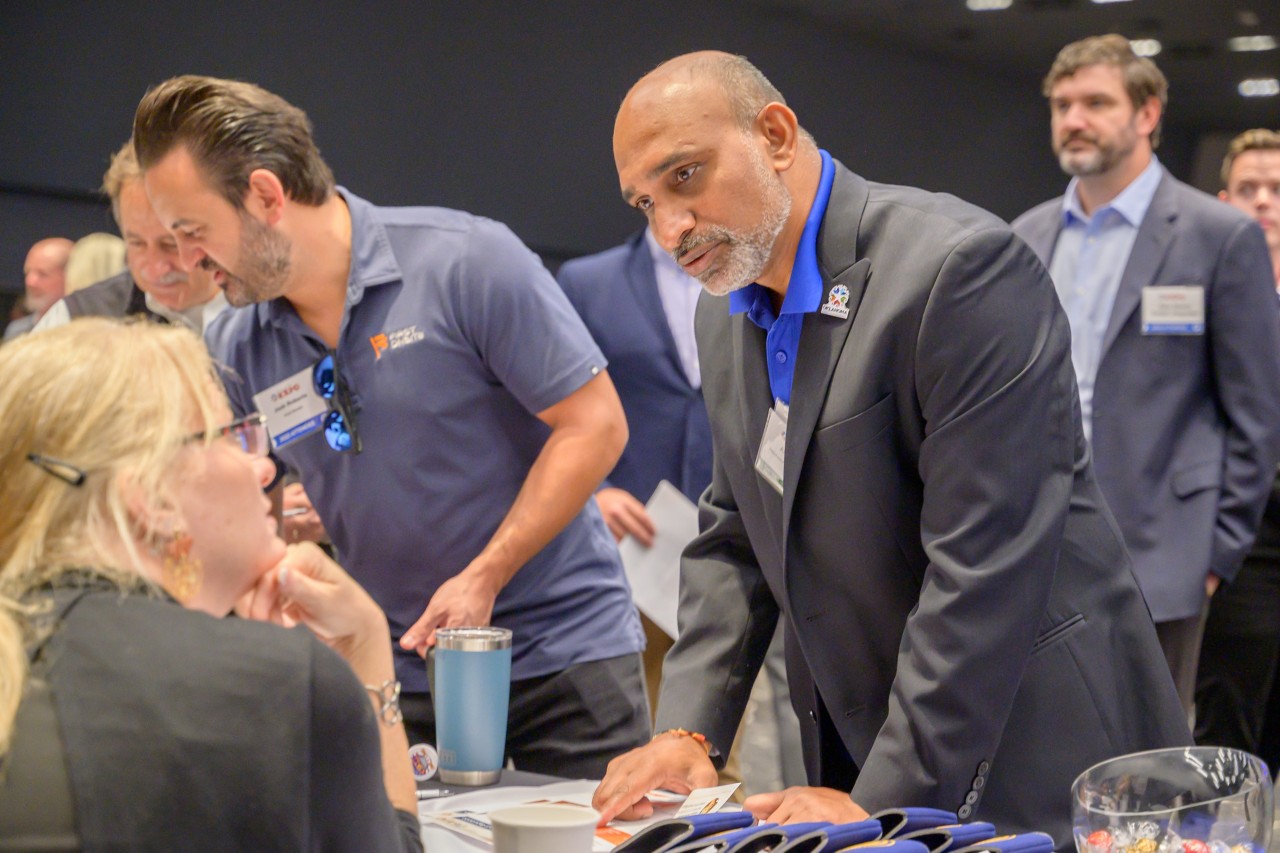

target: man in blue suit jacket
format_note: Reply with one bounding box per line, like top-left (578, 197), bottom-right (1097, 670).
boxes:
top-left (560, 228), bottom-right (807, 791)
top-left (1012, 36), bottom-right (1280, 714)
top-left (558, 227), bottom-right (712, 717)
top-left (558, 228), bottom-right (713, 533)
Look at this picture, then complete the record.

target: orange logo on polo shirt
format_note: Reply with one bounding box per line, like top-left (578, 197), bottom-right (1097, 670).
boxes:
top-left (370, 325), bottom-right (425, 361)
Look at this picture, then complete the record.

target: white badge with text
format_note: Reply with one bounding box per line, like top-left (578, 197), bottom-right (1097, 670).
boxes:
top-left (1141, 285), bottom-right (1205, 335)
top-left (252, 365), bottom-right (328, 449)
top-left (755, 400), bottom-right (789, 496)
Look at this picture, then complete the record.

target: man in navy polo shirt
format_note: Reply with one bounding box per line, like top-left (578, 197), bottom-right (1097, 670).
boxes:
top-left (132, 75), bottom-right (648, 777)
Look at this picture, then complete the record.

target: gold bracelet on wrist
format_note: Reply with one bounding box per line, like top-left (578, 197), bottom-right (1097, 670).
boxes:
top-left (364, 679), bottom-right (403, 726)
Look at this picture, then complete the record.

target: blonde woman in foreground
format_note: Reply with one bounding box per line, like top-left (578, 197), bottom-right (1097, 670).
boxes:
top-left (0, 318), bottom-right (420, 851)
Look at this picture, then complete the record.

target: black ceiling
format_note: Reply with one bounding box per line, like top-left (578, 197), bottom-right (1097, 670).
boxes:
top-left (748, 0), bottom-right (1280, 130)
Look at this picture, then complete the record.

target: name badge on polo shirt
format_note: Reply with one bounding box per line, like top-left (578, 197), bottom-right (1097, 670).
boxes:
top-left (253, 364), bottom-right (328, 449)
top-left (1141, 285), bottom-right (1205, 335)
top-left (755, 399), bottom-right (788, 495)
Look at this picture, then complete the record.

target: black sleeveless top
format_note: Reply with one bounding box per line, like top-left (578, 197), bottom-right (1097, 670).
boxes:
top-left (0, 579), bottom-right (421, 852)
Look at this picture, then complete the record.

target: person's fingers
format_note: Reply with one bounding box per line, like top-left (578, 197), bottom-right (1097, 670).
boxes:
top-left (607, 795), bottom-right (654, 825)
top-left (604, 515), bottom-right (627, 542)
top-left (606, 505), bottom-right (645, 543)
top-left (629, 505), bottom-right (657, 544)
top-left (246, 573), bottom-right (281, 623)
top-left (606, 500), bottom-right (656, 547)
top-left (744, 790), bottom-right (787, 821)
top-left (594, 788), bottom-right (654, 826)
top-left (623, 510), bottom-right (655, 547)
top-left (592, 741), bottom-right (697, 825)
top-left (281, 541), bottom-right (343, 583)
top-left (276, 563), bottom-right (328, 615)
top-left (399, 605), bottom-right (441, 655)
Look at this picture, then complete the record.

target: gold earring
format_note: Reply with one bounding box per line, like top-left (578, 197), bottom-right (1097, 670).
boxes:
top-left (161, 530), bottom-right (203, 603)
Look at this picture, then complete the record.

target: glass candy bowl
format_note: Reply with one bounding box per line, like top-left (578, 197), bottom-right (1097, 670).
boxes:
top-left (1073, 747), bottom-right (1273, 853)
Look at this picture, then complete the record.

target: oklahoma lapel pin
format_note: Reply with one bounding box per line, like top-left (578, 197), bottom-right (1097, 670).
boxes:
top-left (820, 283), bottom-right (851, 319)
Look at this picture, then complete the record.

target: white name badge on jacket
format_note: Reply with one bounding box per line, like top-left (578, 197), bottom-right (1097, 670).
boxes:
top-left (755, 399), bottom-right (788, 495)
top-left (1141, 285), bottom-right (1205, 335)
top-left (253, 365), bottom-right (329, 449)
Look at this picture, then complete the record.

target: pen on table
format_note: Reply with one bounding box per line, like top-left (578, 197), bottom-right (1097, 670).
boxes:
top-left (281, 507), bottom-right (309, 517)
top-left (417, 789), bottom-right (454, 800)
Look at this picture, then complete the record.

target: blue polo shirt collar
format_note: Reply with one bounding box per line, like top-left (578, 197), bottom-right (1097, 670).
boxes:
top-left (1060, 156), bottom-right (1163, 228)
top-left (729, 149), bottom-right (835, 320)
top-left (260, 187), bottom-right (403, 329)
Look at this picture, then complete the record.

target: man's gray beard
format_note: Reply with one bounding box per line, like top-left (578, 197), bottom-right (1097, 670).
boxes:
top-left (1059, 148), bottom-right (1108, 177)
top-left (1056, 133), bottom-right (1135, 178)
top-left (688, 154), bottom-right (793, 297)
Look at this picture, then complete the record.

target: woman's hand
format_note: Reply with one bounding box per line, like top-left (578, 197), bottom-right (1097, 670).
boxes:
top-left (241, 542), bottom-right (416, 815)
top-left (241, 542), bottom-right (387, 660)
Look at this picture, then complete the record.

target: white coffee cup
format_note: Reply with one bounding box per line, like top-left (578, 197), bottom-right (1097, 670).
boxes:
top-left (489, 804), bottom-right (598, 853)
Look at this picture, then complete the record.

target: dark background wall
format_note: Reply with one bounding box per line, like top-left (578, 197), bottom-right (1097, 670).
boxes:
top-left (0, 0), bottom-right (1200, 299)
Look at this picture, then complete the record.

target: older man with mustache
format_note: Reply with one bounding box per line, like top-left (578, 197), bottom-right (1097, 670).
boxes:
top-left (35, 140), bottom-right (226, 333)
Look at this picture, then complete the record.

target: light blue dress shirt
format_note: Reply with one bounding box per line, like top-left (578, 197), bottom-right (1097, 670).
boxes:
top-left (645, 227), bottom-right (703, 389)
top-left (1048, 156), bottom-right (1164, 441)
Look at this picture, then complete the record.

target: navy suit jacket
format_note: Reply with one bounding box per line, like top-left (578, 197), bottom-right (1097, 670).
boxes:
top-left (558, 231), bottom-right (713, 504)
top-left (1013, 168), bottom-right (1280, 621)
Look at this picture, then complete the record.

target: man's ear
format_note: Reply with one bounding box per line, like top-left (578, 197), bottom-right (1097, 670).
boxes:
top-left (757, 102), bottom-right (801, 172)
top-left (245, 169), bottom-right (288, 226)
top-left (1136, 95), bottom-right (1162, 141)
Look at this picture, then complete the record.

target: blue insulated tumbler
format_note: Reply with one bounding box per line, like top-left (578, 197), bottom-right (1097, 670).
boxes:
top-left (430, 627), bottom-right (512, 785)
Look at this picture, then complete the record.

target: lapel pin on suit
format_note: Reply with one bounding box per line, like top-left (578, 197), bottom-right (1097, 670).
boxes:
top-left (820, 283), bottom-right (851, 319)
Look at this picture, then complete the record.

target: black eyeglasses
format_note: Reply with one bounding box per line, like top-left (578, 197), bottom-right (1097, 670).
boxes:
top-left (313, 351), bottom-right (362, 454)
top-left (27, 413), bottom-right (272, 488)
top-left (187, 412), bottom-right (271, 457)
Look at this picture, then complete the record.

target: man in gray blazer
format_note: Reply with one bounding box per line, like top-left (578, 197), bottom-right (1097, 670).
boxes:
top-left (593, 51), bottom-right (1188, 848)
top-left (1011, 36), bottom-right (1280, 715)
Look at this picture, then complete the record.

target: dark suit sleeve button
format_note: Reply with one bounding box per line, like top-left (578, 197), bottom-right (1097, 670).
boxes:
top-left (973, 774), bottom-right (985, 790)
top-left (958, 805), bottom-right (973, 819)
top-left (965, 790), bottom-right (979, 806)
top-left (977, 760), bottom-right (990, 775)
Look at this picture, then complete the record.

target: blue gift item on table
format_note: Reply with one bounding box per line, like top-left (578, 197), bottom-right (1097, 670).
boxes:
top-left (1071, 748), bottom-right (1273, 853)
top-left (665, 822), bottom-right (784, 853)
top-left (898, 822), bottom-right (997, 852)
top-left (949, 832), bottom-right (1055, 853)
top-left (773, 818), bottom-right (887, 852)
top-left (611, 811), bottom-right (757, 853)
top-left (872, 809), bottom-right (961, 839)
top-left (834, 838), bottom-right (933, 853)
top-left (667, 821), bottom-right (833, 853)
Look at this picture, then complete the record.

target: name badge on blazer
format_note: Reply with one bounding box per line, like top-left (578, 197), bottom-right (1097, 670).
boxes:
top-left (755, 399), bottom-right (788, 495)
top-left (1141, 285), bottom-right (1204, 335)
